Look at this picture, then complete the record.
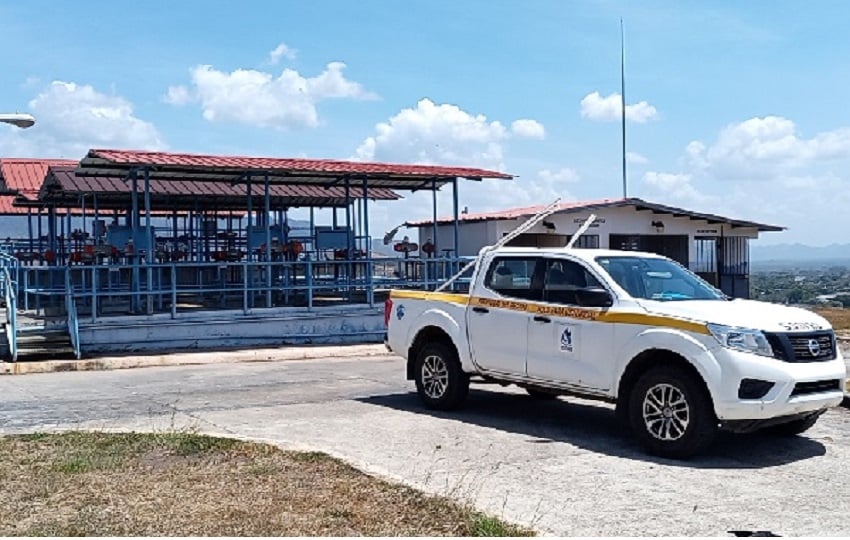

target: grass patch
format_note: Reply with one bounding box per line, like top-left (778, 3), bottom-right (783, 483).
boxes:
top-left (814, 307), bottom-right (850, 331)
top-left (0, 432), bottom-right (532, 537)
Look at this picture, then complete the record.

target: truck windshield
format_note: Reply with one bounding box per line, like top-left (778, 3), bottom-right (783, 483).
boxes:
top-left (595, 256), bottom-right (726, 301)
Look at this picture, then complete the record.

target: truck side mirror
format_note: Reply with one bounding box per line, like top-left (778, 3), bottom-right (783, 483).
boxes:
top-left (575, 287), bottom-right (613, 308)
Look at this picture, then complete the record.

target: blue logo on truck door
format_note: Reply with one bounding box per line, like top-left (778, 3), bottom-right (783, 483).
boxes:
top-left (560, 327), bottom-right (573, 352)
top-left (396, 304), bottom-right (406, 320)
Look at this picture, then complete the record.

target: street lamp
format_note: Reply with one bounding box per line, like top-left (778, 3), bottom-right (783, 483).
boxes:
top-left (0, 113), bottom-right (35, 129)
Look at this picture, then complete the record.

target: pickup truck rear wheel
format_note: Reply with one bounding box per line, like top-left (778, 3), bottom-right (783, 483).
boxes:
top-left (628, 366), bottom-right (717, 459)
top-left (414, 342), bottom-right (469, 410)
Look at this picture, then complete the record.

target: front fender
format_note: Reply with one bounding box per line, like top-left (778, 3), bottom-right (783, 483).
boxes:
top-left (405, 307), bottom-right (473, 370)
top-left (615, 328), bottom-right (722, 401)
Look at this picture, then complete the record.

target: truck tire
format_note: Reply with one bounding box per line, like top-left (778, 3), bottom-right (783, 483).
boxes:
top-left (627, 365), bottom-right (717, 459)
top-left (763, 411), bottom-right (823, 436)
top-left (414, 341), bottom-right (469, 410)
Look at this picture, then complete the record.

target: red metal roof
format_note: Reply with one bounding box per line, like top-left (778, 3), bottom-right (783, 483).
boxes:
top-left (79, 149), bottom-right (513, 189)
top-left (0, 195), bottom-right (26, 215)
top-left (407, 198), bottom-right (627, 226)
top-left (40, 166), bottom-right (399, 210)
top-left (0, 158), bottom-right (78, 197)
top-left (407, 197), bottom-right (784, 232)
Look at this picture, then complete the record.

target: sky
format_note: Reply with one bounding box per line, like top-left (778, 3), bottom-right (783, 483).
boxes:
top-left (1, 0), bottom-right (850, 246)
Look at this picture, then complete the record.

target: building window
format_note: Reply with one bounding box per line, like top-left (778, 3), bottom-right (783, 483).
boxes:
top-left (567, 234), bottom-right (599, 249)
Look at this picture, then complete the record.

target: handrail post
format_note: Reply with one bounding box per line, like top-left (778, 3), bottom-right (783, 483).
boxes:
top-left (306, 258), bottom-right (313, 310)
top-left (91, 264), bottom-right (97, 323)
top-left (171, 263), bottom-right (177, 319)
top-left (242, 261), bottom-right (249, 315)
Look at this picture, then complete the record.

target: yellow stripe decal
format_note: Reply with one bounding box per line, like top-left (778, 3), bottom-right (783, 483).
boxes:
top-left (390, 289), bottom-right (470, 305)
top-left (597, 312), bottom-right (709, 335)
top-left (390, 290), bottom-right (709, 334)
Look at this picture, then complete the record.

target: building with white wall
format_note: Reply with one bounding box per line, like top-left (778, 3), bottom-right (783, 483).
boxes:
top-left (408, 197), bottom-right (784, 298)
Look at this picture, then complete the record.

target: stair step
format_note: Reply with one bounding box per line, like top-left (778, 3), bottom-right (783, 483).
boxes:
top-left (17, 333), bottom-right (70, 345)
top-left (16, 346), bottom-right (75, 358)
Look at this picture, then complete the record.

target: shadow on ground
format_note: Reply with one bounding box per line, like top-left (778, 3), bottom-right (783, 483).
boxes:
top-left (358, 387), bottom-right (826, 469)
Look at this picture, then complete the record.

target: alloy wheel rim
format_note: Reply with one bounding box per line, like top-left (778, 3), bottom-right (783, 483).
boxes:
top-left (642, 383), bottom-right (690, 441)
top-left (421, 354), bottom-right (449, 399)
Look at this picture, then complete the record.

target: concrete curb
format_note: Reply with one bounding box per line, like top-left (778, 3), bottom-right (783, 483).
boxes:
top-left (0, 344), bottom-right (392, 375)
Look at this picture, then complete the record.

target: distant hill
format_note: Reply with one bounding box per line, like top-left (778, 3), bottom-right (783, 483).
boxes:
top-left (751, 243), bottom-right (850, 262)
top-left (751, 243), bottom-right (850, 270)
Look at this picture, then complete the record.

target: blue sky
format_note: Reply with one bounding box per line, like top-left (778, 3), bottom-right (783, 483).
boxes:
top-left (2, 0), bottom-right (850, 246)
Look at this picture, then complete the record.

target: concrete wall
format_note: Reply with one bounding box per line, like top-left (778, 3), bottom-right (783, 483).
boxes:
top-left (76, 306), bottom-right (385, 354)
top-left (419, 206), bottom-right (762, 263)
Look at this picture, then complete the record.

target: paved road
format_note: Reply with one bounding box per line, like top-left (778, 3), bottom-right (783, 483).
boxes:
top-left (2, 356), bottom-right (850, 536)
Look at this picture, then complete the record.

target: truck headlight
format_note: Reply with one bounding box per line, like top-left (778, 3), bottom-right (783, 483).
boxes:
top-left (707, 324), bottom-right (774, 358)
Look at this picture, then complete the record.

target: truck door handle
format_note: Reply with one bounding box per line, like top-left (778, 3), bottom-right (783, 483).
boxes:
top-left (472, 306), bottom-right (489, 314)
top-left (533, 315), bottom-right (551, 323)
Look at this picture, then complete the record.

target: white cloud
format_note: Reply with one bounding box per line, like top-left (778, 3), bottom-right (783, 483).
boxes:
top-left (539, 167), bottom-right (579, 184)
top-left (352, 98), bottom-right (573, 240)
top-left (685, 115), bottom-right (850, 180)
top-left (580, 91), bottom-right (658, 123)
top-left (626, 151), bottom-right (649, 165)
top-left (639, 116), bottom-right (850, 244)
top-left (511, 119), bottom-right (545, 139)
top-left (0, 80), bottom-right (165, 158)
top-left (164, 85), bottom-right (192, 105)
top-left (354, 98), bottom-right (509, 170)
top-left (167, 62), bottom-right (377, 129)
top-left (268, 42), bottom-right (297, 64)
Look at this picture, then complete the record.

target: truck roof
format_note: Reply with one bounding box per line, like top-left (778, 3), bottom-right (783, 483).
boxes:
top-left (486, 247), bottom-right (668, 261)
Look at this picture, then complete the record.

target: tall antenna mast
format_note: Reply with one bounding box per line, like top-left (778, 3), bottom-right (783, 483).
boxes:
top-left (620, 18), bottom-right (627, 198)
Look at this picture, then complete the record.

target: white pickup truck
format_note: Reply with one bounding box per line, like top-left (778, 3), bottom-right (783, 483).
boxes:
top-left (385, 247), bottom-right (846, 458)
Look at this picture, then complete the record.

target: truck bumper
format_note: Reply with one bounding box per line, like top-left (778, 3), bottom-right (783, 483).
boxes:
top-left (712, 347), bottom-right (846, 422)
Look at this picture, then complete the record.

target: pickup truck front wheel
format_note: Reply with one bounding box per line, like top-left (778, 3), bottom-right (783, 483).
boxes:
top-left (628, 366), bottom-right (717, 459)
top-left (414, 342), bottom-right (469, 410)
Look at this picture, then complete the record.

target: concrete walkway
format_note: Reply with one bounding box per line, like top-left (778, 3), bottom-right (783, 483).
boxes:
top-left (0, 343), bottom-right (389, 375)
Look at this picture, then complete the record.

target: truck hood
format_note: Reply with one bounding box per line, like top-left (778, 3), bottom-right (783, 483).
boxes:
top-left (636, 298), bottom-right (832, 333)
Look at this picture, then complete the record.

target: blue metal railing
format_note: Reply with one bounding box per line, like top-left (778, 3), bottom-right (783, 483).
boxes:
top-left (3, 267), bottom-right (17, 362)
top-left (65, 271), bottom-right (80, 359)
top-left (14, 255), bottom-right (467, 323)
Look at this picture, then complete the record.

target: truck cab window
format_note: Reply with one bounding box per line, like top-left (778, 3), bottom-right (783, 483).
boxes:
top-left (484, 257), bottom-right (541, 300)
top-left (543, 259), bottom-right (602, 305)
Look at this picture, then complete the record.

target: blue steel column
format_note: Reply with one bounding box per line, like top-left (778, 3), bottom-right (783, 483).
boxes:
top-left (92, 194), bottom-right (99, 322)
top-left (452, 177), bottom-right (460, 284)
top-left (65, 210), bottom-right (71, 265)
top-left (309, 206), bottom-right (314, 309)
top-left (144, 168), bottom-right (153, 314)
top-left (130, 169), bottom-right (140, 313)
top-left (27, 207), bottom-right (33, 253)
top-left (362, 177), bottom-right (373, 306)
top-left (246, 175), bottom-right (253, 262)
top-left (345, 176), bottom-right (352, 302)
top-left (264, 173), bottom-right (271, 308)
top-left (37, 208), bottom-right (43, 256)
top-left (431, 178), bottom-right (438, 289)
top-left (245, 174), bottom-right (253, 309)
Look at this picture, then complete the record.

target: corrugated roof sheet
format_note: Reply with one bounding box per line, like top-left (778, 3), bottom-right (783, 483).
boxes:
top-left (0, 158), bottom-right (78, 195)
top-left (407, 197), bottom-right (784, 232)
top-left (78, 149), bottom-right (513, 189)
top-left (0, 195), bottom-right (26, 215)
top-left (40, 166), bottom-right (400, 210)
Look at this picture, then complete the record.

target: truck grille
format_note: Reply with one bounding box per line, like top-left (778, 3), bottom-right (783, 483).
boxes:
top-left (791, 379), bottom-right (842, 397)
top-left (765, 331), bottom-right (836, 362)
